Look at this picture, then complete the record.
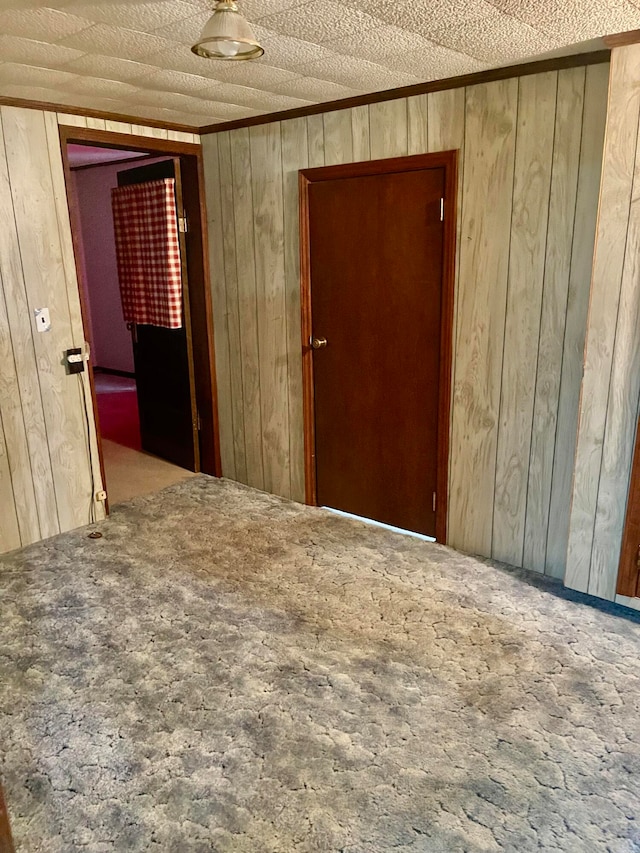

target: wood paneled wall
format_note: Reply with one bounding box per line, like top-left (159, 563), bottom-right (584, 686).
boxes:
top-left (0, 108), bottom-right (198, 555)
top-left (566, 44), bottom-right (640, 602)
top-left (0, 106), bottom-right (104, 553)
top-left (202, 62), bottom-right (609, 578)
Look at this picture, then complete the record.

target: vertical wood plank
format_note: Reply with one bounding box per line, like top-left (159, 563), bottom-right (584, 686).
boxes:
top-left (590, 121), bottom-right (640, 599)
top-left (2, 106), bottom-right (93, 533)
top-left (351, 105), bottom-right (370, 161)
top-left (492, 72), bottom-right (557, 566)
top-left (231, 127), bottom-right (264, 489)
top-left (547, 63), bottom-right (609, 578)
top-left (369, 100), bottom-right (408, 159)
top-left (218, 132), bottom-right (250, 484)
top-left (44, 111), bottom-right (86, 344)
top-left (217, 132), bottom-right (248, 482)
top-left (56, 114), bottom-right (87, 128)
top-left (428, 88), bottom-right (466, 154)
top-left (306, 114), bottom-right (325, 168)
top-left (105, 120), bottom-right (132, 135)
top-left (0, 412), bottom-right (20, 552)
top-left (168, 130), bottom-right (197, 143)
top-left (323, 110), bottom-right (353, 165)
top-left (131, 125), bottom-right (168, 139)
top-left (407, 94), bottom-right (429, 155)
top-left (281, 117), bottom-right (308, 502)
top-left (149, 126), bottom-right (169, 140)
top-left (0, 283), bottom-right (39, 545)
top-left (249, 122), bottom-right (290, 498)
top-left (565, 54), bottom-right (631, 594)
top-left (448, 79), bottom-right (518, 556)
top-left (523, 66), bottom-right (585, 573)
top-left (0, 109), bottom-right (59, 540)
top-left (0, 109), bottom-right (42, 544)
top-left (201, 133), bottom-right (236, 480)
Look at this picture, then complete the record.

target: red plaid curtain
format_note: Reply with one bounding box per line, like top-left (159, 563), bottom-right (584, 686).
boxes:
top-left (111, 178), bottom-right (183, 330)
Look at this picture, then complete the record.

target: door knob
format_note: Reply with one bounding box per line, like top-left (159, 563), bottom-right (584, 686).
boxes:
top-left (311, 336), bottom-right (328, 349)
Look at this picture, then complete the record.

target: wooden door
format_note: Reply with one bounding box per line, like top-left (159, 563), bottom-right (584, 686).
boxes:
top-left (305, 163), bottom-right (449, 538)
top-left (617, 417), bottom-right (640, 598)
top-left (117, 160), bottom-right (199, 471)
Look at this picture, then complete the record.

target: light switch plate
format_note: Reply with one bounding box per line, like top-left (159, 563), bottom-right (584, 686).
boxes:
top-left (34, 308), bottom-right (51, 332)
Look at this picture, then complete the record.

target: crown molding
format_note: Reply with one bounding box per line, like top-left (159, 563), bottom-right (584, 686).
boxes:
top-left (603, 29), bottom-right (640, 48)
top-left (0, 96), bottom-right (197, 134)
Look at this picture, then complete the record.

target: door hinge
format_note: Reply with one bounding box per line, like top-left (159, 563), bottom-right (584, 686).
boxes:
top-left (178, 215), bottom-right (188, 233)
top-left (196, 412), bottom-right (202, 431)
top-left (433, 491), bottom-right (437, 513)
top-left (440, 198), bottom-right (444, 222)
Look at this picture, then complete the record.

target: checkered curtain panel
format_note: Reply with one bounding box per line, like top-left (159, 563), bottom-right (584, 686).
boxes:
top-left (111, 178), bottom-right (183, 330)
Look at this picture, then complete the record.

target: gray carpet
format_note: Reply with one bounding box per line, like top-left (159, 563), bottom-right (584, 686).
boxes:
top-left (1, 476), bottom-right (640, 852)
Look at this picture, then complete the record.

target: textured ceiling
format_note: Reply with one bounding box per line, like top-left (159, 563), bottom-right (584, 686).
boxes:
top-left (0, 0), bottom-right (636, 128)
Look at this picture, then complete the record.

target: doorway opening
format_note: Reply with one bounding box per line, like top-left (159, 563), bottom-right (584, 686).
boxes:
top-left (300, 151), bottom-right (457, 543)
top-left (60, 127), bottom-right (220, 509)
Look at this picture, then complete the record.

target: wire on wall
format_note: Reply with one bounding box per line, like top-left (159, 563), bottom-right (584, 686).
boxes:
top-left (76, 343), bottom-right (97, 525)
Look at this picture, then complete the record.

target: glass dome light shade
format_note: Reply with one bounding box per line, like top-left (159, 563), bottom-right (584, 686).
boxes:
top-left (191, 0), bottom-right (264, 60)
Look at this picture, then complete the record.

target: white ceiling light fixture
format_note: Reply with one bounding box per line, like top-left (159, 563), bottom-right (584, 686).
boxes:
top-left (191, 0), bottom-right (264, 61)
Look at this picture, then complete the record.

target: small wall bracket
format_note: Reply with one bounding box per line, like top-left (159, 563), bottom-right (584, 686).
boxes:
top-left (65, 347), bottom-right (87, 374)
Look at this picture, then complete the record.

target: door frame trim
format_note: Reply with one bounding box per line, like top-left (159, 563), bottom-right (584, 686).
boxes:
top-left (299, 150), bottom-right (458, 544)
top-left (617, 414), bottom-right (640, 597)
top-left (0, 783), bottom-right (15, 853)
top-left (58, 125), bottom-right (222, 502)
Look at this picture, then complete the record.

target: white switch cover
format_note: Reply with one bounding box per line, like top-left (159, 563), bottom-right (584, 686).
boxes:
top-left (34, 308), bottom-right (51, 332)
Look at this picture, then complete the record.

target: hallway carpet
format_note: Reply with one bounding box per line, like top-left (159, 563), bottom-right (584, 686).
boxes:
top-left (100, 438), bottom-right (197, 506)
top-left (1, 477), bottom-right (640, 852)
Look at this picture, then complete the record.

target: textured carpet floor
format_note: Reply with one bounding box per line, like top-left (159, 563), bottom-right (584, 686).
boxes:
top-left (1, 477), bottom-right (640, 853)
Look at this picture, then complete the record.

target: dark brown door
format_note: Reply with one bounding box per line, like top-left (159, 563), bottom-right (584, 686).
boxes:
top-left (617, 417), bottom-right (640, 598)
top-left (308, 167), bottom-right (445, 536)
top-left (117, 160), bottom-right (199, 471)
